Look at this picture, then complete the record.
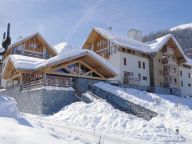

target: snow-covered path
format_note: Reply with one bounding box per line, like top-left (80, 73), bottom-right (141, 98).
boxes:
top-left (27, 118), bottom-right (143, 144)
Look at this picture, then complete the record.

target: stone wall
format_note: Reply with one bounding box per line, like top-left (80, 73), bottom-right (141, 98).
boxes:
top-left (92, 85), bottom-right (157, 120)
top-left (152, 86), bottom-right (181, 96)
top-left (0, 86), bottom-right (78, 115)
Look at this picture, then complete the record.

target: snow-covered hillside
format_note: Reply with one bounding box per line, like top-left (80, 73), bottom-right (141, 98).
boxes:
top-left (1, 82), bottom-right (192, 143)
top-left (0, 96), bottom-right (89, 144)
top-left (25, 83), bottom-right (192, 143)
top-left (170, 23), bottom-right (192, 31)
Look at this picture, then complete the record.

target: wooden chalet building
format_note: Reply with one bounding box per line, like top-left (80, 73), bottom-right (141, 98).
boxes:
top-left (1, 33), bottom-right (118, 91)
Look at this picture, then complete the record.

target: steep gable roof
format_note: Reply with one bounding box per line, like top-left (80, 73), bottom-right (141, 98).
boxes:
top-left (7, 33), bottom-right (57, 56)
top-left (146, 34), bottom-right (187, 62)
top-left (83, 27), bottom-right (153, 53)
top-left (2, 49), bottom-right (118, 79)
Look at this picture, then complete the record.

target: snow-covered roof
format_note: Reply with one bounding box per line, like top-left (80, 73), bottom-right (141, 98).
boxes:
top-left (170, 23), bottom-right (192, 31)
top-left (38, 49), bottom-right (118, 74)
top-left (53, 42), bottom-right (74, 54)
top-left (185, 57), bottom-right (192, 66)
top-left (145, 34), bottom-right (172, 52)
top-left (93, 27), bottom-right (153, 53)
top-left (9, 54), bottom-right (46, 70)
top-left (7, 33), bottom-right (57, 55)
top-left (5, 49), bottom-right (118, 76)
top-left (0, 45), bottom-right (5, 53)
top-left (146, 34), bottom-right (186, 58)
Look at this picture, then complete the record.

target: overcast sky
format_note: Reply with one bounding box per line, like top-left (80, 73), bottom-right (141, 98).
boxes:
top-left (0, 0), bottom-right (192, 48)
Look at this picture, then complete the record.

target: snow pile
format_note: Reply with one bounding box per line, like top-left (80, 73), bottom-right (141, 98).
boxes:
top-left (0, 96), bottom-right (19, 118)
top-left (0, 118), bottom-right (72, 144)
top-left (0, 96), bottom-right (87, 144)
top-left (170, 23), bottom-right (192, 31)
top-left (49, 99), bottom-right (145, 134)
top-left (44, 91), bottom-right (186, 143)
top-left (92, 82), bottom-right (192, 142)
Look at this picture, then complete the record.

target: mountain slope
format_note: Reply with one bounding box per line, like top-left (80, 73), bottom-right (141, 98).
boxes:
top-left (170, 23), bottom-right (192, 31)
top-left (143, 23), bottom-right (192, 52)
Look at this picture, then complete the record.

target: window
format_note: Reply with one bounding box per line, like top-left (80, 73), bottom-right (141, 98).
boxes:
top-left (127, 49), bottom-right (131, 53)
top-left (188, 83), bottom-right (191, 87)
top-left (142, 62), bottom-right (145, 69)
top-left (122, 48), bottom-right (126, 52)
top-left (174, 79), bottom-right (177, 83)
top-left (181, 81), bottom-right (183, 87)
top-left (109, 46), bottom-right (116, 55)
top-left (159, 59), bottom-right (161, 63)
top-left (142, 76), bottom-right (147, 81)
top-left (124, 71), bottom-right (133, 77)
top-left (180, 71), bottom-right (182, 77)
top-left (138, 74), bottom-right (141, 80)
top-left (138, 61), bottom-right (141, 68)
top-left (123, 58), bottom-right (126, 65)
top-left (174, 67), bottom-right (176, 73)
top-left (189, 73), bottom-right (191, 78)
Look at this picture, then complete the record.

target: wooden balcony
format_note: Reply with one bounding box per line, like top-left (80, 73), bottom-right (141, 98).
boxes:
top-left (123, 77), bottom-right (140, 85)
top-left (164, 82), bottom-right (178, 88)
top-left (162, 57), bottom-right (176, 65)
top-left (162, 48), bottom-right (174, 56)
top-left (163, 70), bottom-right (177, 76)
top-left (14, 50), bottom-right (44, 58)
top-left (20, 75), bottom-right (72, 91)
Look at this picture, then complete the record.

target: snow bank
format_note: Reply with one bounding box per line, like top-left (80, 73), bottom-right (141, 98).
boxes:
top-left (48, 98), bottom-right (146, 134)
top-left (23, 86), bottom-right (75, 92)
top-left (0, 96), bottom-right (31, 126)
top-left (45, 94), bottom-right (186, 143)
top-left (0, 118), bottom-right (75, 144)
top-left (0, 96), bottom-right (19, 118)
top-left (0, 96), bottom-right (86, 144)
top-left (92, 82), bottom-right (192, 142)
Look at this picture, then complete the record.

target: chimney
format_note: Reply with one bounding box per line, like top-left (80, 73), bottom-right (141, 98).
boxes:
top-left (108, 26), bottom-right (112, 31)
top-left (7, 23), bottom-right (10, 38)
top-left (127, 29), bottom-right (143, 42)
top-left (1, 23), bottom-right (11, 53)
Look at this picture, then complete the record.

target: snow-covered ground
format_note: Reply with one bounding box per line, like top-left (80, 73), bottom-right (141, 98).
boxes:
top-left (0, 96), bottom-right (91, 144)
top-left (1, 82), bottom-right (192, 143)
top-left (26, 82), bottom-right (192, 143)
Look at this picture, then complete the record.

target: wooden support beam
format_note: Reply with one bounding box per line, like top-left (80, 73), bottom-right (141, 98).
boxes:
top-left (79, 60), bottom-right (106, 79)
top-left (47, 71), bottom-right (106, 80)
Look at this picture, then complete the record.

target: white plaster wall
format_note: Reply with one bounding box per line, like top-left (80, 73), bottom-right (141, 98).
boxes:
top-left (179, 66), bottom-right (192, 96)
top-left (107, 50), bottom-right (121, 81)
top-left (119, 52), bottom-right (150, 86)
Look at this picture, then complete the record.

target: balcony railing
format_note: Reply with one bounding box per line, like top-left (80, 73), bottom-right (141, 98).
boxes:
top-left (162, 48), bottom-right (174, 55)
top-left (123, 77), bottom-right (140, 85)
top-left (163, 70), bottom-right (177, 76)
top-left (14, 50), bottom-right (44, 58)
top-left (20, 75), bottom-right (72, 91)
top-left (162, 57), bottom-right (176, 65)
top-left (164, 82), bottom-right (178, 88)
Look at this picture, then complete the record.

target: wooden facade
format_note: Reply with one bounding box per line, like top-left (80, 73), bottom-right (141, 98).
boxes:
top-left (2, 33), bottom-right (117, 89)
top-left (4, 33), bottom-right (56, 59)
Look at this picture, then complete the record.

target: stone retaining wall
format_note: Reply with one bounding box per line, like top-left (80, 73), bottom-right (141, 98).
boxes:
top-left (0, 86), bottom-right (78, 115)
top-left (92, 85), bottom-right (157, 120)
